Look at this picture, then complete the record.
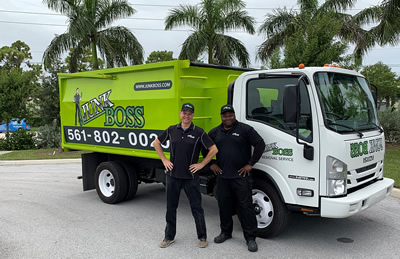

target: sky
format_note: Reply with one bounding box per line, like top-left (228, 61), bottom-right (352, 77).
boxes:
top-left (0, 0), bottom-right (399, 75)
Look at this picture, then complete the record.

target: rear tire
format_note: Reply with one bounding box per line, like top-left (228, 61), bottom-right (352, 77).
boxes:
top-left (117, 162), bottom-right (138, 201)
top-left (253, 179), bottom-right (288, 238)
top-left (95, 161), bottom-right (128, 204)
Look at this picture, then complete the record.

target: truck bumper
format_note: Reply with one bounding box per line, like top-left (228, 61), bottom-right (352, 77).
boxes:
top-left (320, 178), bottom-right (394, 218)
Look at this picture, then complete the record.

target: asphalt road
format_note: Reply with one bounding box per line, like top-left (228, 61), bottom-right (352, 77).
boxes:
top-left (1, 161), bottom-right (400, 258)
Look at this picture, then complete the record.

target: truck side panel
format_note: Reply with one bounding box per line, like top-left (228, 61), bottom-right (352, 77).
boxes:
top-left (59, 60), bottom-right (246, 159)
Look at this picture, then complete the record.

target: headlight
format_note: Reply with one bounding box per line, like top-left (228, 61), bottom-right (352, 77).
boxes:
top-left (326, 156), bottom-right (347, 197)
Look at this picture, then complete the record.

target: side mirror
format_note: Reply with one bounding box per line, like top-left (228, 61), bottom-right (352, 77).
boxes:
top-left (283, 84), bottom-right (297, 123)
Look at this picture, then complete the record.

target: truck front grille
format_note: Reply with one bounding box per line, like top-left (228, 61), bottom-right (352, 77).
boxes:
top-left (355, 163), bottom-right (377, 174)
top-left (347, 161), bottom-right (383, 191)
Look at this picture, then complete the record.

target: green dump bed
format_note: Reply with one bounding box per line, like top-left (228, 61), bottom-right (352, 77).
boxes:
top-left (59, 60), bottom-right (247, 159)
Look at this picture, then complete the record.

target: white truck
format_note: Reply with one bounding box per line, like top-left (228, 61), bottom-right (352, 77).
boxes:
top-left (233, 64), bottom-right (394, 237)
top-left (59, 61), bottom-right (394, 238)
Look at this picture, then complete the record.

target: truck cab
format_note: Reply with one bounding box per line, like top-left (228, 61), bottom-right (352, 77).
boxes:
top-left (232, 66), bottom-right (394, 237)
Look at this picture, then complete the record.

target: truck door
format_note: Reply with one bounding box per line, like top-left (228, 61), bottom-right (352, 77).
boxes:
top-left (236, 73), bottom-right (320, 208)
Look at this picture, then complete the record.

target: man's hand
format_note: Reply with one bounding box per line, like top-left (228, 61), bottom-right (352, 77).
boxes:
top-left (210, 164), bottom-right (222, 175)
top-left (162, 159), bottom-right (174, 172)
top-left (189, 163), bottom-right (204, 174)
top-left (238, 164), bottom-right (253, 177)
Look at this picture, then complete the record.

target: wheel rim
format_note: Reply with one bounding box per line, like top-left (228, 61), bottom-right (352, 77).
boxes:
top-left (252, 189), bottom-right (274, 228)
top-left (98, 169), bottom-right (115, 197)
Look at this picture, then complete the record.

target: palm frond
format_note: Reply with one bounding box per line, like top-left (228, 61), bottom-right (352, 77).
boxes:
top-left (165, 5), bottom-right (201, 30)
top-left (68, 10), bottom-right (96, 38)
top-left (211, 34), bottom-right (232, 65)
top-left (353, 6), bottom-right (382, 25)
top-left (258, 8), bottom-right (296, 37)
top-left (319, 0), bottom-right (356, 13)
top-left (220, 0), bottom-right (246, 11)
top-left (218, 34), bottom-right (250, 67)
top-left (298, 0), bottom-right (318, 16)
top-left (42, 32), bottom-right (76, 70)
top-left (42, 0), bottom-right (80, 14)
top-left (97, 26), bottom-right (144, 67)
top-left (256, 30), bottom-right (287, 63)
top-left (374, 0), bottom-right (400, 45)
top-left (178, 31), bottom-right (208, 61)
top-left (96, 0), bottom-right (135, 29)
top-left (223, 10), bottom-right (256, 34)
top-left (69, 40), bottom-right (90, 72)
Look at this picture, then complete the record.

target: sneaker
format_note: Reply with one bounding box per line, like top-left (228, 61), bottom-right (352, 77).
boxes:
top-left (247, 240), bottom-right (258, 252)
top-left (160, 239), bottom-right (175, 248)
top-left (199, 239), bottom-right (208, 248)
top-left (214, 233), bottom-right (232, 244)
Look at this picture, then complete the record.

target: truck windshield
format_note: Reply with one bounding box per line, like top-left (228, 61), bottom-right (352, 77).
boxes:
top-left (314, 72), bottom-right (379, 133)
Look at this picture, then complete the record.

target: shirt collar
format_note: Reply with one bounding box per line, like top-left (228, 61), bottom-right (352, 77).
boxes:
top-left (220, 120), bottom-right (238, 133)
top-left (177, 122), bottom-right (195, 131)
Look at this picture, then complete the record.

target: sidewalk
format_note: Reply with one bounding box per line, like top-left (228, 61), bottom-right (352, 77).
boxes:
top-left (0, 158), bottom-right (81, 165)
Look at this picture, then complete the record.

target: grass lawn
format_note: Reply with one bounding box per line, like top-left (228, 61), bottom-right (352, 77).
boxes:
top-left (0, 148), bottom-right (88, 160)
top-left (384, 143), bottom-right (400, 188)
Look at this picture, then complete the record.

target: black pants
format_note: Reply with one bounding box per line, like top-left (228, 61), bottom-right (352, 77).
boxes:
top-left (165, 175), bottom-right (207, 240)
top-left (216, 176), bottom-right (257, 241)
top-left (74, 104), bottom-right (81, 126)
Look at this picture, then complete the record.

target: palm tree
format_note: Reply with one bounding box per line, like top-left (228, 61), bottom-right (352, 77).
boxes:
top-left (165, 0), bottom-right (255, 67)
top-left (353, 0), bottom-right (400, 55)
top-left (43, 0), bottom-right (144, 72)
top-left (257, 0), bottom-right (366, 63)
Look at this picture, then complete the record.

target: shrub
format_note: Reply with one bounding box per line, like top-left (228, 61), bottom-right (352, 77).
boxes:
top-left (35, 123), bottom-right (61, 149)
top-left (0, 129), bottom-right (36, 150)
top-left (378, 109), bottom-right (400, 143)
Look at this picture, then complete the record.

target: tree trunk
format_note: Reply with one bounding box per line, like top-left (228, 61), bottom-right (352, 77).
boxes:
top-left (385, 96), bottom-right (390, 110)
top-left (208, 42), bottom-right (214, 64)
top-left (91, 40), bottom-right (99, 70)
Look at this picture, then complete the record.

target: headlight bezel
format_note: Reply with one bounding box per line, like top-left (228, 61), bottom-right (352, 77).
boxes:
top-left (326, 156), bottom-right (348, 197)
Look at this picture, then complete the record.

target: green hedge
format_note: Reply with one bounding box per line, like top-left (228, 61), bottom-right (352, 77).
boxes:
top-left (379, 110), bottom-right (400, 143)
top-left (0, 129), bottom-right (36, 150)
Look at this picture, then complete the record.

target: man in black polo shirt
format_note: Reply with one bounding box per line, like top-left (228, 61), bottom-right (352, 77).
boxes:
top-left (153, 103), bottom-right (218, 249)
top-left (208, 104), bottom-right (265, 252)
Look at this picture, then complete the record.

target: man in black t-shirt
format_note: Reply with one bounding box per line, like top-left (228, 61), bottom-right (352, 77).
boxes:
top-left (153, 103), bottom-right (218, 249)
top-left (208, 104), bottom-right (265, 252)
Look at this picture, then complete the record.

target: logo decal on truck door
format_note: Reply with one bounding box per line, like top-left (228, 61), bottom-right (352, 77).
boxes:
top-left (262, 142), bottom-right (293, 162)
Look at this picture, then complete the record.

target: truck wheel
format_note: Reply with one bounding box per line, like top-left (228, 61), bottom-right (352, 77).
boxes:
top-left (252, 180), bottom-right (288, 238)
top-left (117, 162), bottom-right (138, 201)
top-left (95, 162), bottom-right (128, 204)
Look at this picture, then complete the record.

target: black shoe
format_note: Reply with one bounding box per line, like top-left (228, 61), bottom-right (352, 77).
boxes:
top-left (214, 233), bottom-right (232, 244)
top-left (247, 240), bottom-right (258, 252)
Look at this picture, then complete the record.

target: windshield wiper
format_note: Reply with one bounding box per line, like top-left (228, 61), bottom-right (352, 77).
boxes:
top-left (360, 122), bottom-right (384, 133)
top-left (327, 122), bottom-right (364, 138)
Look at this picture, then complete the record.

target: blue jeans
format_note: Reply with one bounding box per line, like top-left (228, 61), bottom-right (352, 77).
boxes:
top-left (165, 175), bottom-right (207, 240)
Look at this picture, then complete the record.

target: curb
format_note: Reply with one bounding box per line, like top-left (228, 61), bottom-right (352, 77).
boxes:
top-left (0, 158), bottom-right (81, 166)
top-left (391, 187), bottom-right (400, 199)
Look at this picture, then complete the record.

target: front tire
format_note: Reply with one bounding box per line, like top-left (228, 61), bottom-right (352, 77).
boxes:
top-left (95, 161), bottom-right (128, 204)
top-left (253, 179), bottom-right (288, 238)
